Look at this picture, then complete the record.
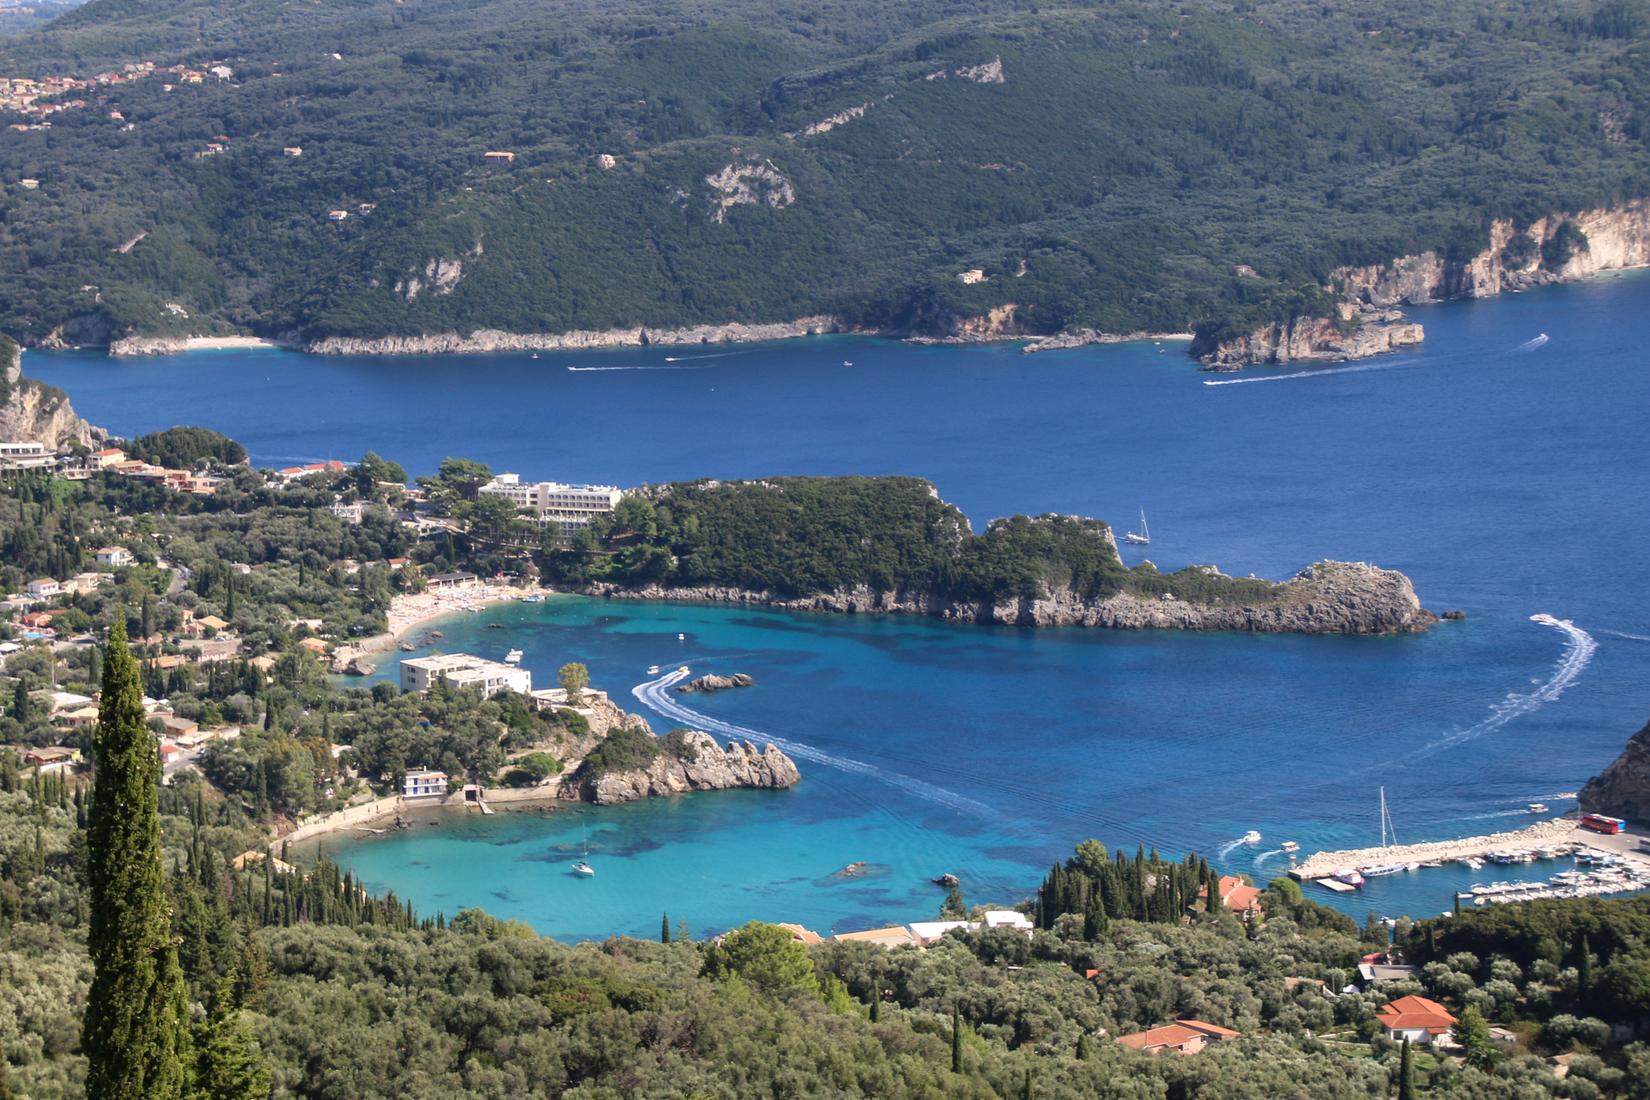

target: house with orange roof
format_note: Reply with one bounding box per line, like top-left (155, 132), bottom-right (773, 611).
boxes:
top-left (1117, 1020), bottom-right (1240, 1056)
top-left (1376, 995), bottom-right (1456, 1045)
top-left (833, 925), bottom-right (918, 950)
top-left (775, 922), bottom-right (822, 945)
top-left (1197, 875), bottom-right (1264, 918)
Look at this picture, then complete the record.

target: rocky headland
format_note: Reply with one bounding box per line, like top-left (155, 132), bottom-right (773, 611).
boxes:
top-left (0, 337), bottom-right (104, 448)
top-left (1579, 716), bottom-right (1650, 824)
top-left (591, 559), bottom-right (1435, 636)
top-left (552, 694), bottom-right (799, 807)
top-left (1197, 201), bottom-right (1650, 369)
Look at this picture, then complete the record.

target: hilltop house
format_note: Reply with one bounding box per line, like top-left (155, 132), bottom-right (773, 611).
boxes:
top-left (1117, 1020), bottom-right (1241, 1056)
top-left (1376, 995), bottom-right (1457, 1045)
top-left (1197, 875), bottom-right (1264, 918)
top-left (24, 578), bottom-right (61, 601)
top-left (95, 546), bottom-right (134, 567)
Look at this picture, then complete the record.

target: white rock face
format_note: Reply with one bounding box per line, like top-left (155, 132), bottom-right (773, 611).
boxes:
top-left (704, 161), bottom-right (796, 223)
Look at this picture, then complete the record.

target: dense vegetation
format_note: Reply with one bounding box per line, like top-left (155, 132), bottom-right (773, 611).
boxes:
top-left (540, 475), bottom-right (1284, 606)
top-left (124, 426), bottom-right (248, 469)
top-left (2, 0), bottom-right (1650, 346)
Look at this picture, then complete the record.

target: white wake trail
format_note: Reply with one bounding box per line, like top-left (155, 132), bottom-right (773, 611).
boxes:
top-left (1599, 628), bottom-right (1650, 642)
top-left (566, 363), bottom-right (712, 373)
top-left (1404, 613), bottom-right (1596, 762)
top-left (631, 670), bottom-right (997, 818)
top-left (1514, 333), bottom-right (1550, 352)
top-left (663, 351), bottom-right (746, 362)
top-left (1202, 360), bottom-right (1409, 386)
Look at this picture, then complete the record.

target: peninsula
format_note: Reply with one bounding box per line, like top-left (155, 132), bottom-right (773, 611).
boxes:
top-left (557, 477), bottom-right (1434, 636)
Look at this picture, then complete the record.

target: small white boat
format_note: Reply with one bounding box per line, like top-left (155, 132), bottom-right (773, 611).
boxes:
top-left (1333, 868), bottom-right (1365, 887)
top-left (677, 632), bottom-right (686, 641)
top-left (572, 861), bottom-right (594, 877)
top-left (1362, 863), bottom-right (1407, 877)
top-left (1122, 507), bottom-right (1151, 545)
top-left (521, 594), bottom-right (544, 603)
top-left (531, 352), bottom-right (540, 359)
top-left (1281, 840), bottom-right (1300, 854)
top-left (647, 664), bottom-right (660, 675)
top-left (843, 360), bottom-right (853, 367)
top-left (1242, 830), bottom-right (1261, 845)
top-left (504, 649), bottom-right (523, 664)
top-left (1527, 802), bottom-right (1549, 814)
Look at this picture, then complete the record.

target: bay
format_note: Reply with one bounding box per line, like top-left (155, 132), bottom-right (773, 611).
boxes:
top-left (30, 273), bottom-right (1650, 938)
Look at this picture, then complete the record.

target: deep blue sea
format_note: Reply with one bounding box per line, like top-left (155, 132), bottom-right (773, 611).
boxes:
top-left (30, 273), bottom-right (1650, 940)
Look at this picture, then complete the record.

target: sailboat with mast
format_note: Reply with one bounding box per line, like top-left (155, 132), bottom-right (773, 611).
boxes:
top-left (1361, 787), bottom-right (1411, 877)
top-left (1122, 507), bottom-right (1151, 545)
top-left (572, 819), bottom-right (595, 877)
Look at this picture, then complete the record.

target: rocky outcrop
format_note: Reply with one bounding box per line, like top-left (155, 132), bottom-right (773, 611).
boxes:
top-left (304, 315), bottom-right (847, 355)
top-left (591, 560), bottom-right (1434, 636)
top-left (678, 673), bottom-right (754, 694)
top-left (908, 304), bottom-right (1021, 344)
top-left (1198, 309), bottom-right (1423, 371)
top-left (1579, 717), bottom-right (1650, 824)
top-left (569, 731), bottom-right (801, 805)
top-left (1022, 329), bottom-right (1194, 354)
top-left (0, 338), bottom-right (103, 448)
top-left (1203, 200), bottom-right (1650, 369)
top-left (705, 160), bottom-right (796, 223)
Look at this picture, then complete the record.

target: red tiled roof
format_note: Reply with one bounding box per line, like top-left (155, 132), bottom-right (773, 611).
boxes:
top-left (1118, 1020), bottom-right (1240, 1053)
top-left (1377, 995), bottom-right (1455, 1034)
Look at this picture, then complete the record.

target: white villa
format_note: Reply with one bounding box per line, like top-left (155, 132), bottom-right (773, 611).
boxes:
top-left (403, 769), bottom-right (447, 799)
top-left (399, 653), bottom-right (531, 698)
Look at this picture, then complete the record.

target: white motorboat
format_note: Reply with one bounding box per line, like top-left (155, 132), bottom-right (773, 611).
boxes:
top-left (504, 649), bottom-right (523, 664)
top-left (1242, 830), bottom-right (1261, 845)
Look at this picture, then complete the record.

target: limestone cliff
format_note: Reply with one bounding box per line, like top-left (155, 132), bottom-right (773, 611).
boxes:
top-left (568, 731), bottom-right (802, 806)
top-left (591, 559), bottom-right (1434, 636)
top-left (1579, 717), bottom-right (1650, 824)
top-left (549, 695), bottom-right (800, 806)
top-left (1202, 200), bottom-right (1650, 369)
top-left (304, 315), bottom-right (846, 355)
top-left (0, 337), bottom-right (103, 448)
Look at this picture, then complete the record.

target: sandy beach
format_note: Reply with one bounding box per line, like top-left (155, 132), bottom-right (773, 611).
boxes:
top-left (385, 580), bottom-right (551, 640)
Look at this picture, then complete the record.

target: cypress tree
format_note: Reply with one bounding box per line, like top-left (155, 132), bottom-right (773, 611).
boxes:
top-left (1076, 1033), bottom-right (1091, 1060)
top-left (83, 618), bottom-right (190, 1100)
top-left (951, 1003), bottom-right (963, 1073)
top-left (661, 912), bottom-right (671, 944)
top-left (1576, 932), bottom-right (1593, 996)
top-left (869, 994), bottom-right (880, 1023)
top-left (1397, 1036), bottom-right (1416, 1100)
top-left (192, 977), bottom-right (271, 1100)
top-left (10, 679), bottom-right (29, 725)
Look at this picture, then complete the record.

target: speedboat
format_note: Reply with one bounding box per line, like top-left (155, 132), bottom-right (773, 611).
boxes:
top-left (1242, 830), bottom-right (1262, 845)
top-left (1281, 840), bottom-right (1300, 854)
top-left (1528, 802), bottom-right (1549, 814)
top-left (572, 861), bottom-right (595, 877)
top-left (647, 664), bottom-right (660, 675)
top-left (505, 649), bottom-right (523, 664)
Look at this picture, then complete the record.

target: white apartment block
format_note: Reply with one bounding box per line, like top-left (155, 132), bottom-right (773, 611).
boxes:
top-left (403, 769), bottom-right (447, 798)
top-left (478, 473), bottom-right (623, 536)
top-left (399, 653), bottom-right (532, 698)
top-left (0, 442), bottom-right (56, 471)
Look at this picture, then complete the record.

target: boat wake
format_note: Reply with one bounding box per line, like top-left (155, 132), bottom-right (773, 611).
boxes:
top-left (1514, 333), bottom-right (1550, 352)
top-left (1252, 848), bottom-right (1286, 868)
top-left (663, 351), bottom-right (746, 362)
top-left (631, 669), bottom-right (997, 818)
top-left (1599, 628), bottom-right (1650, 642)
top-left (567, 363), bottom-right (712, 372)
top-left (1404, 613), bottom-right (1596, 762)
top-left (1215, 836), bottom-right (1252, 859)
top-left (1202, 360), bottom-right (1410, 387)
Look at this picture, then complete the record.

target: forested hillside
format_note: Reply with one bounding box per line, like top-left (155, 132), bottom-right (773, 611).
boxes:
top-left (1, 0), bottom-right (1649, 348)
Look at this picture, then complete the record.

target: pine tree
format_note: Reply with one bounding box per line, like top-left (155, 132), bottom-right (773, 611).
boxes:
top-left (661, 912), bottom-right (671, 944)
top-left (83, 618), bottom-right (191, 1100)
top-left (192, 977), bottom-right (271, 1100)
top-left (1397, 1036), bottom-right (1416, 1100)
top-left (951, 1003), bottom-right (963, 1073)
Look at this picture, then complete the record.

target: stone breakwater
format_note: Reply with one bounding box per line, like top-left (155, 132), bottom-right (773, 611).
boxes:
top-left (1293, 819), bottom-right (1596, 880)
top-left (567, 731), bottom-right (801, 806)
top-left (590, 560), bottom-right (1435, 636)
top-left (1201, 199), bottom-right (1650, 369)
top-left (303, 316), bottom-right (848, 356)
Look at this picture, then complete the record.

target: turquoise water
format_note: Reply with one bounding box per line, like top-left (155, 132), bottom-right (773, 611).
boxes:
top-left (31, 274), bottom-right (1650, 938)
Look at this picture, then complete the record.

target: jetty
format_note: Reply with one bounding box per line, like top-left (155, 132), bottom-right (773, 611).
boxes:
top-left (1292, 819), bottom-right (1586, 880)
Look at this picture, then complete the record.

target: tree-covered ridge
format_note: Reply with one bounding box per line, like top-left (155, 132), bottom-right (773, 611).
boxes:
top-left (552, 475), bottom-right (1285, 607)
top-left (2, 0), bottom-right (1650, 345)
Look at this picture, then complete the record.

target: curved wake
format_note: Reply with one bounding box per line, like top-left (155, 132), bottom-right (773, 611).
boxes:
top-left (1402, 613), bottom-right (1596, 762)
top-left (1599, 628), bottom-right (1650, 642)
top-left (1203, 360), bottom-right (1410, 387)
top-left (631, 669), bottom-right (997, 818)
top-left (1514, 333), bottom-right (1550, 352)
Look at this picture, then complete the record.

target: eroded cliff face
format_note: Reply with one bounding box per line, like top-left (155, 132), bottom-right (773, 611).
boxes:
top-left (591, 560), bottom-right (1435, 636)
top-left (569, 731), bottom-right (802, 806)
top-left (0, 340), bottom-right (103, 448)
top-left (305, 316), bottom-right (846, 355)
top-left (551, 697), bottom-right (801, 806)
top-left (1579, 717), bottom-right (1650, 824)
top-left (1203, 201), bottom-right (1650, 368)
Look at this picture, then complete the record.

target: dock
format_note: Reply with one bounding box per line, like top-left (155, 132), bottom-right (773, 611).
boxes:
top-left (1292, 818), bottom-right (1588, 880)
top-left (1312, 878), bottom-right (1356, 893)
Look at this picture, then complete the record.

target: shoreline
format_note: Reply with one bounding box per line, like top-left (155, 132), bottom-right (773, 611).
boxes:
top-left (329, 582), bottom-right (553, 670)
top-left (108, 334), bottom-right (296, 357)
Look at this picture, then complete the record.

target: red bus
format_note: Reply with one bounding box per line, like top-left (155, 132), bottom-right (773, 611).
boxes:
top-left (1580, 813), bottom-right (1625, 835)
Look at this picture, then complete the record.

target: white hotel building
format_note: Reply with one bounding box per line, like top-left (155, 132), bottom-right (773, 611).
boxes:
top-left (399, 653), bottom-right (532, 698)
top-left (478, 473), bottom-right (623, 536)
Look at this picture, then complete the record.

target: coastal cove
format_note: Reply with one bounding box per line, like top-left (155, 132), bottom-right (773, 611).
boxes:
top-left (32, 273), bottom-right (1650, 938)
